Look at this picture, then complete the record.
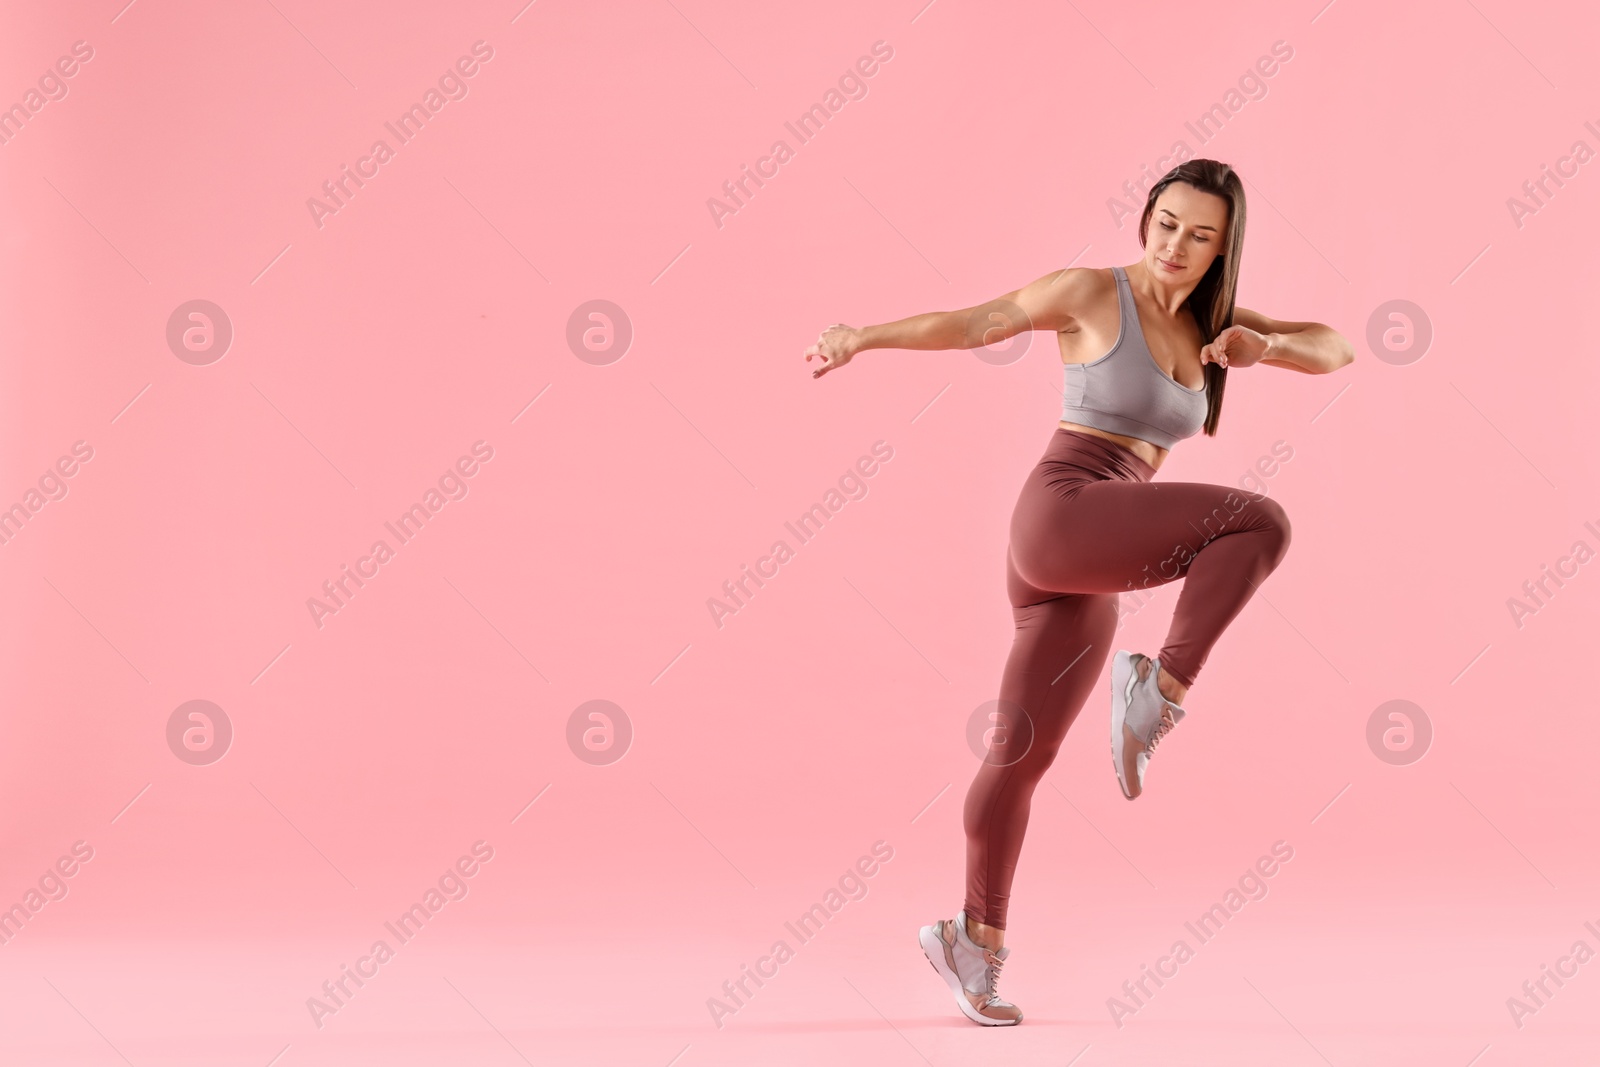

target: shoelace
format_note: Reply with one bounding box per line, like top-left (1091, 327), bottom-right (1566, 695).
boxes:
top-left (1134, 655), bottom-right (1180, 754)
top-left (1147, 704), bottom-right (1178, 750)
top-left (981, 949), bottom-right (1008, 1003)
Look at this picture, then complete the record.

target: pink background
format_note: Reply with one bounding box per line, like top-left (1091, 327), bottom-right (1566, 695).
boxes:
top-left (3, 0), bottom-right (1598, 1063)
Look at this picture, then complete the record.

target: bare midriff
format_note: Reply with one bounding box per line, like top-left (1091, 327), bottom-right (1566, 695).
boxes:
top-left (1056, 418), bottom-right (1167, 472)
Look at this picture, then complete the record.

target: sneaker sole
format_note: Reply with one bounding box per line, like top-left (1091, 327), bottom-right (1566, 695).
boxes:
top-left (1109, 651), bottom-right (1141, 800)
top-left (918, 924), bottom-right (1021, 1027)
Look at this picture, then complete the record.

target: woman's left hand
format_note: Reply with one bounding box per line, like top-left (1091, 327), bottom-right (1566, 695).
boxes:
top-left (1199, 325), bottom-right (1274, 369)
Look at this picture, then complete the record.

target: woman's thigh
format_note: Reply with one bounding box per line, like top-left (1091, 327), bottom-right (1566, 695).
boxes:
top-left (1010, 476), bottom-right (1282, 597)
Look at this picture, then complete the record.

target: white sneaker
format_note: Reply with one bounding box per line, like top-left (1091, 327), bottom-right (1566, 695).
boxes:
top-left (918, 910), bottom-right (1022, 1026)
top-left (1110, 650), bottom-right (1186, 800)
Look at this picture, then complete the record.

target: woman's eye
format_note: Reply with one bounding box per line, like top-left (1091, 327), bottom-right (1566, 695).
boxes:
top-left (1160, 220), bottom-right (1208, 242)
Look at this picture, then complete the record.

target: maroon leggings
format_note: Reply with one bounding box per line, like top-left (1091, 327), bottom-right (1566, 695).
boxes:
top-left (963, 427), bottom-right (1291, 929)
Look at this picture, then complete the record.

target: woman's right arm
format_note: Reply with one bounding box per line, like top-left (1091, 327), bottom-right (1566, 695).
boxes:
top-left (855, 310), bottom-right (969, 353)
top-left (806, 268), bottom-right (1083, 379)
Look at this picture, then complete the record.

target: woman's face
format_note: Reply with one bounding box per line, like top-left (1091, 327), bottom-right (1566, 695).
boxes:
top-left (1145, 183), bottom-right (1229, 282)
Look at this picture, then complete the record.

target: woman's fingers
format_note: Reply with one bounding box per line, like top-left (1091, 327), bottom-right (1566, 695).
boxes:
top-left (807, 324), bottom-right (853, 378)
top-left (1200, 340), bottom-right (1229, 368)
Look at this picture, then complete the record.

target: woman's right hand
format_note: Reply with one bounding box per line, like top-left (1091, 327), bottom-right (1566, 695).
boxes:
top-left (805, 324), bottom-right (860, 379)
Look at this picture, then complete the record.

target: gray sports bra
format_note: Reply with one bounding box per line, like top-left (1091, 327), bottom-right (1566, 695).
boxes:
top-left (1059, 266), bottom-right (1209, 450)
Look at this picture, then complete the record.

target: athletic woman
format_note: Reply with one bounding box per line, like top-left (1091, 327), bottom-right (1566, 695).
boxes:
top-left (802, 159), bottom-right (1354, 1026)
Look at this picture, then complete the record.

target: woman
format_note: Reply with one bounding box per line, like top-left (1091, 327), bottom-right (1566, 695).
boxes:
top-left (803, 159), bottom-right (1354, 1026)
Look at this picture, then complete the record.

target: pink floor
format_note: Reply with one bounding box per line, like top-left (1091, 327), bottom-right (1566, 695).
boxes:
top-left (3, 748), bottom-right (1596, 1065)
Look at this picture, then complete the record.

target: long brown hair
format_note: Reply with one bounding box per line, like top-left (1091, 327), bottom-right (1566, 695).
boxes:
top-left (1135, 158), bottom-right (1245, 437)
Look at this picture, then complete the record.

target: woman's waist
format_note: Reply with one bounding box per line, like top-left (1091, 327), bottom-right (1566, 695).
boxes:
top-left (1050, 422), bottom-right (1160, 480)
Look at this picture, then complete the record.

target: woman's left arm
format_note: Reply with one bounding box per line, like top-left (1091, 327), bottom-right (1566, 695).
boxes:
top-left (1231, 306), bottom-right (1356, 374)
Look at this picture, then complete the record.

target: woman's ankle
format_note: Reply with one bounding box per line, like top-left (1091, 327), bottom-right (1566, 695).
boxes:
top-left (1157, 665), bottom-right (1188, 706)
top-left (966, 916), bottom-right (1005, 952)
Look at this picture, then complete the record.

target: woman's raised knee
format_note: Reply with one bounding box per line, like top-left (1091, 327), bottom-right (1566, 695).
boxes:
top-left (1253, 495), bottom-right (1292, 565)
